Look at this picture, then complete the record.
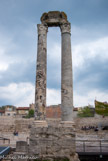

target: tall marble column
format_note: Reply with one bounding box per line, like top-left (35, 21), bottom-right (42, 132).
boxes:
top-left (61, 23), bottom-right (73, 121)
top-left (35, 24), bottom-right (48, 120)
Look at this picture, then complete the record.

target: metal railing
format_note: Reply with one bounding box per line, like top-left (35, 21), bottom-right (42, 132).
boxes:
top-left (76, 139), bottom-right (108, 153)
top-left (0, 137), bottom-right (108, 154)
top-left (0, 137), bottom-right (10, 145)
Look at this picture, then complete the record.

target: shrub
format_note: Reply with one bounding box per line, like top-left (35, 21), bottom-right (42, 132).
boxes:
top-left (25, 109), bottom-right (34, 118)
top-left (77, 106), bottom-right (94, 117)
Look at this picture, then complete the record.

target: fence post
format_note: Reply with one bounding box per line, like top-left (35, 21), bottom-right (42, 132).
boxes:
top-left (100, 140), bottom-right (102, 152)
top-left (83, 141), bottom-right (85, 152)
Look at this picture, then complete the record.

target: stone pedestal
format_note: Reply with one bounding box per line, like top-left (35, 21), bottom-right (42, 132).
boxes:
top-left (29, 121), bottom-right (79, 161)
top-left (12, 141), bottom-right (28, 161)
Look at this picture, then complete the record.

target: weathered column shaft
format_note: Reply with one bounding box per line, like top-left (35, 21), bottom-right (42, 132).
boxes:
top-left (61, 23), bottom-right (73, 121)
top-left (35, 24), bottom-right (48, 120)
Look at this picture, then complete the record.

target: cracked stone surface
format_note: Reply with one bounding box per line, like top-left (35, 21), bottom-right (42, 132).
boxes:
top-left (35, 24), bottom-right (48, 120)
top-left (29, 121), bottom-right (79, 161)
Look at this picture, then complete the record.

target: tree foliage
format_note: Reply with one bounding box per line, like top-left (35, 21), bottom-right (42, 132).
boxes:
top-left (26, 109), bottom-right (34, 118)
top-left (77, 106), bottom-right (94, 117)
top-left (95, 100), bottom-right (108, 116)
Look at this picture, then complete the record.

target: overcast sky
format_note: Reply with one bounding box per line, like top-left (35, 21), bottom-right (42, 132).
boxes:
top-left (0, 0), bottom-right (108, 107)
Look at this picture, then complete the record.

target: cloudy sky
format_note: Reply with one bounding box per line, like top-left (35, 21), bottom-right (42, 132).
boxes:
top-left (0, 0), bottom-right (108, 107)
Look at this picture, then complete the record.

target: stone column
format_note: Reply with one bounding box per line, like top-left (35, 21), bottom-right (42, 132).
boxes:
top-left (35, 24), bottom-right (48, 120)
top-left (60, 23), bottom-right (73, 121)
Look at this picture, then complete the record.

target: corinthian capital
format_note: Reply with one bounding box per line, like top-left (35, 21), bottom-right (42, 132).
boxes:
top-left (60, 23), bottom-right (71, 34)
top-left (37, 24), bottom-right (48, 35)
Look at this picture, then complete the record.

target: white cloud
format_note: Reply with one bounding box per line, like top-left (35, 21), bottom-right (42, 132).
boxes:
top-left (47, 88), bottom-right (108, 108)
top-left (0, 83), bottom-right (35, 106)
top-left (72, 37), bottom-right (108, 69)
top-left (0, 83), bottom-right (61, 107)
top-left (46, 35), bottom-right (108, 107)
top-left (0, 26), bottom-right (107, 107)
top-left (0, 35), bottom-right (16, 71)
top-left (47, 43), bottom-right (61, 64)
top-left (0, 29), bottom-right (36, 73)
top-left (0, 83), bottom-right (107, 108)
top-left (0, 62), bottom-right (8, 71)
top-left (74, 89), bottom-right (108, 107)
top-left (47, 87), bottom-right (108, 107)
top-left (47, 31), bottom-right (108, 73)
top-left (47, 88), bottom-right (61, 106)
top-left (0, 46), bottom-right (9, 71)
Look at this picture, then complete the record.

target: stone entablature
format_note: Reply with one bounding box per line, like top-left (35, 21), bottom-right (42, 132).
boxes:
top-left (41, 11), bottom-right (68, 26)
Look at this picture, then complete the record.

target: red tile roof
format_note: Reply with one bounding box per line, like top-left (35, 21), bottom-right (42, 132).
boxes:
top-left (0, 110), bottom-right (5, 113)
top-left (73, 108), bottom-right (78, 111)
top-left (16, 107), bottom-right (29, 110)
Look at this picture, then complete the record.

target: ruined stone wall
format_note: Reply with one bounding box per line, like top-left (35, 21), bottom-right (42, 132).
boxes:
top-left (0, 116), bottom-right (33, 147)
top-left (74, 117), bottom-right (108, 129)
top-left (0, 116), bottom-right (108, 133)
top-left (74, 117), bottom-right (108, 141)
top-left (0, 116), bottom-right (108, 148)
top-left (0, 116), bottom-right (33, 132)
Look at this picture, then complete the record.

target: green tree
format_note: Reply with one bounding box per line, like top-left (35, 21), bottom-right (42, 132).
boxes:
top-left (28, 109), bottom-right (34, 118)
top-left (77, 106), bottom-right (94, 117)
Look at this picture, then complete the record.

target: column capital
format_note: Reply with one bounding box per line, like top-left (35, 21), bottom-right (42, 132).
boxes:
top-left (60, 23), bottom-right (71, 34)
top-left (37, 24), bottom-right (48, 35)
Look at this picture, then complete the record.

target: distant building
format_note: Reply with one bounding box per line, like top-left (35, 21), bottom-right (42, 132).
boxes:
top-left (46, 105), bottom-right (78, 118)
top-left (46, 105), bottom-right (61, 118)
top-left (0, 110), bottom-right (5, 116)
top-left (29, 103), bottom-right (35, 110)
top-left (16, 104), bottom-right (35, 117)
top-left (16, 107), bottom-right (30, 116)
top-left (73, 107), bottom-right (79, 118)
top-left (5, 105), bottom-right (16, 116)
top-left (0, 103), bottom-right (80, 118)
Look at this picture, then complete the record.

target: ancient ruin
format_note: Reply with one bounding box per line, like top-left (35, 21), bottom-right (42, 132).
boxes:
top-left (35, 11), bottom-right (73, 121)
top-left (29, 11), bottom-right (79, 161)
top-left (12, 11), bottom-right (79, 161)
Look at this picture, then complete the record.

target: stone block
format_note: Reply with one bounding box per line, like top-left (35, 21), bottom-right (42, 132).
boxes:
top-left (29, 121), bottom-right (79, 161)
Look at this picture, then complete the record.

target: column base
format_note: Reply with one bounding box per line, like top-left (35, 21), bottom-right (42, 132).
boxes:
top-left (33, 120), bottom-right (48, 127)
top-left (59, 120), bottom-right (75, 127)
